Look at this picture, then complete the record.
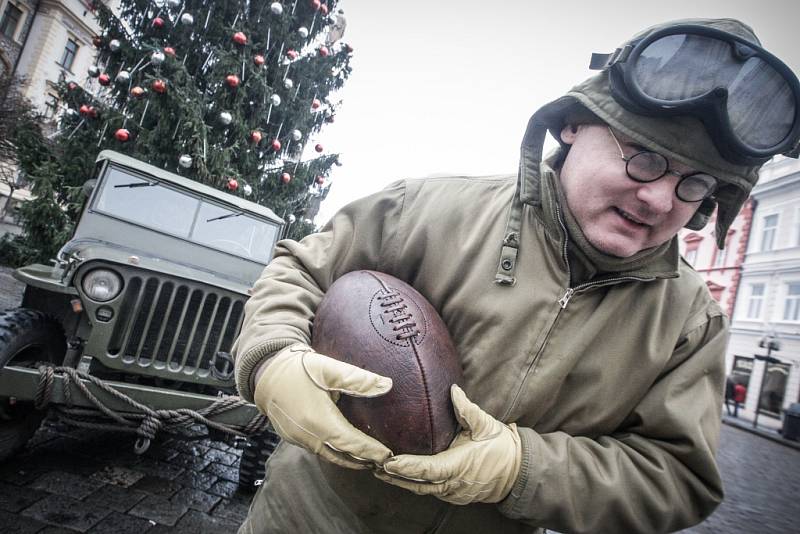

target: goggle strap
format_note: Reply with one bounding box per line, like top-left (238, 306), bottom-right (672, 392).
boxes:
top-left (589, 46), bottom-right (633, 70)
top-left (786, 144), bottom-right (800, 159)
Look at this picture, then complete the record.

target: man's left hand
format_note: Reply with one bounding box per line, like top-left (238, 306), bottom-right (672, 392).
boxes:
top-left (374, 384), bottom-right (522, 505)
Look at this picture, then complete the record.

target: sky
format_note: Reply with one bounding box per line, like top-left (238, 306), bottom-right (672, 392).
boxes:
top-left (315, 0), bottom-right (800, 223)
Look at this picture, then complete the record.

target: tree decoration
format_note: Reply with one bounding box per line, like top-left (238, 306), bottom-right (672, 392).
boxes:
top-left (67, 82), bottom-right (78, 91)
top-left (151, 50), bottom-right (166, 65)
top-left (250, 131), bottom-right (263, 144)
top-left (281, 172), bottom-right (291, 183)
top-left (180, 13), bottom-right (194, 25)
top-left (271, 139), bottom-right (282, 151)
top-left (311, 98), bottom-right (321, 110)
top-left (151, 79), bottom-right (167, 93)
top-left (88, 65), bottom-right (101, 77)
top-left (319, 46), bottom-right (329, 57)
top-left (164, 46), bottom-right (177, 57)
top-left (315, 175), bottom-right (325, 185)
top-left (152, 17), bottom-right (165, 29)
top-left (243, 183), bottom-right (253, 196)
top-left (283, 78), bottom-right (294, 89)
top-left (291, 129), bottom-right (302, 141)
top-left (314, 143), bottom-right (324, 153)
top-left (114, 128), bottom-right (130, 142)
top-left (219, 111), bottom-right (233, 125)
top-left (109, 39), bottom-right (121, 52)
top-left (92, 35), bottom-right (103, 48)
top-left (227, 178), bottom-right (239, 191)
top-left (233, 31), bottom-right (248, 45)
top-left (98, 73), bottom-right (111, 86)
top-left (167, 0), bottom-right (181, 8)
top-left (270, 94), bottom-right (281, 106)
top-left (321, 4), bottom-right (329, 15)
top-left (311, 0), bottom-right (321, 11)
top-left (270, 2), bottom-right (284, 15)
top-left (226, 74), bottom-right (240, 88)
top-left (254, 54), bottom-right (265, 66)
top-left (130, 86), bottom-right (145, 98)
top-left (79, 104), bottom-right (91, 116)
top-left (115, 70), bottom-right (131, 84)
top-left (298, 27), bottom-right (309, 38)
top-left (179, 154), bottom-right (193, 168)
top-left (286, 49), bottom-right (298, 60)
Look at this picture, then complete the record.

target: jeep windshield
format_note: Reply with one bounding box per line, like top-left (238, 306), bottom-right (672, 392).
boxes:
top-left (94, 166), bottom-right (278, 264)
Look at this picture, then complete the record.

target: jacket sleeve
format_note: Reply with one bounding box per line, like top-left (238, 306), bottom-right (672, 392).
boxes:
top-left (498, 308), bottom-right (728, 533)
top-left (233, 181), bottom-right (407, 402)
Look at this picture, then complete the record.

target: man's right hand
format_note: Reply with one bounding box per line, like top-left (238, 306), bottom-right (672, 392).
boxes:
top-left (254, 344), bottom-right (394, 470)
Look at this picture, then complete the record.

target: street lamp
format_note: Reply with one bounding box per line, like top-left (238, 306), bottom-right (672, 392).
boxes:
top-left (753, 335), bottom-right (782, 429)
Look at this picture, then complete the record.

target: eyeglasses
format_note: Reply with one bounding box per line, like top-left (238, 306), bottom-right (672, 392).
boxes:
top-left (607, 127), bottom-right (718, 202)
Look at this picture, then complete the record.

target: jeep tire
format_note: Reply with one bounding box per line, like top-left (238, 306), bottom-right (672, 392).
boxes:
top-left (238, 429), bottom-right (280, 492)
top-left (0, 309), bottom-right (66, 462)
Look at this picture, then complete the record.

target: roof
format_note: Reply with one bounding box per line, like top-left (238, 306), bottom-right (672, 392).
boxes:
top-left (95, 150), bottom-right (284, 225)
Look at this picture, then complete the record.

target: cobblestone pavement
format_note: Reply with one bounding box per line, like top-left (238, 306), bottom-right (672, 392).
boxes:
top-left (1, 422), bottom-right (252, 533)
top-left (682, 423), bottom-right (800, 533)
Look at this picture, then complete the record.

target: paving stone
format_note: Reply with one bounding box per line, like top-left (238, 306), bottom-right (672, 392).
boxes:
top-left (128, 494), bottom-right (189, 526)
top-left (170, 487), bottom-right (221, 513)
top-left (21, 493), bottom-right (110, 532)
top-left (172, 470), bottom-right (218, 491)
top-left (212, 498), bottom-right (250, 523)
top-left (203, 448), bottom-right (239, 466)
top-left (129, 459), bottom-right (184, 480)
top-left (130, 475), bottom-right (183, 497)
top-left (170, 441), bottom-right (209, 456)
top-left (89, 465), bottom-right (145, 488)
top-left (0, 460), bottom-right (48, 485)
top-left (208, 479), bottom-right (239, 499)
top-left (203, 461), bottom-right (239, 482)
top-left (38, 528), bottom-right (78, 534)
top-left (29, 470), bottom-right (100, 499)
top-left (151, 509), bottom-right (239, 534)
top-left (87, 483), bottom-right (148, 513)
top-left (87, 511), bottom-right (155, 534)
top-left (0, 508), bottom-right (47, 534)
top-left (0, 482), bottom-right (48, 512)
top-left (170, 452), bottom-right (212, 470)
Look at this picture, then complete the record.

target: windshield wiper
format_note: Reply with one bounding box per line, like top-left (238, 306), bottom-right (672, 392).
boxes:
top-left (114, 182), bottom-right (157, 189)
top-left (206, 211), bottom-right (243, 222)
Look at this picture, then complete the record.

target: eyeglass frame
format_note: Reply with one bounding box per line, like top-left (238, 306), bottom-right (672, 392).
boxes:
top-left (606, 127), bottom-right (718, 203)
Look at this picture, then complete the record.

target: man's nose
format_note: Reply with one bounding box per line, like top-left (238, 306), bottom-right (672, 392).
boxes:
top-left (635, 176), bottom-right (677, 214)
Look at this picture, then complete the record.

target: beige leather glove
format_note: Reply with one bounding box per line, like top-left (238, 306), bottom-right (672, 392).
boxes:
top-left (254, 344), bottom-right (394, 470)
top-left (375, 384), bottom-right (521, 505)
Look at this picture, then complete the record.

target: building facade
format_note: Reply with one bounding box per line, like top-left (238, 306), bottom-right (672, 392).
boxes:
top-left (0, 0), bottom-right (37, 77)
top-left (725, 156), bottom-right (800, 427)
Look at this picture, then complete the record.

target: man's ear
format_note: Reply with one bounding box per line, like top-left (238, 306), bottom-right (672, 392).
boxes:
top-left (560, 123), bottom-right (579, 145)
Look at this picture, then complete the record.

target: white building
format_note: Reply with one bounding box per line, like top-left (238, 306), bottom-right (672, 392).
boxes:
top-left (726, 156), bottom-right (800, 428)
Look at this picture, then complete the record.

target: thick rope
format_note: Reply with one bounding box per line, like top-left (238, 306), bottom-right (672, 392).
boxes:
top-left (36, 365), bottom-right (270, 453)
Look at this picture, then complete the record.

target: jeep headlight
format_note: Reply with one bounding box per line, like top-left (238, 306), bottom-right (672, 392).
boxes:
top-left (82, 269), bottom-right (123, 302)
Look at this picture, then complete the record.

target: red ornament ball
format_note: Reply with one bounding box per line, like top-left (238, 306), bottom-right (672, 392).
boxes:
top-left (314, 143), bottom-right (324, 153)
top-left (233, 31), bottom-right (248, 45)
top-left (253, 54), bottom-right (265, 66)
top-left (79, 104), bottom-right (91, 116)
top-left (152, 17), bottom-right (165, 29)
top-left (311, 98), bottom-right (321, 110)
top-left (227, 178), bottom-right (239, 191)
top-left (151, 79), bottom-right (167, 94)
top-left (163, 46), bottom-right (176, 57)
top-left (225, 74), bottom-right (240, 88)
top-left (130, 86), bottom-right (145, 98)
top-left (286, 49), bottom-right (298, 60)
top-left (114, 128), bottom-right (130, 142)
top-left (67, 82), bottom-right (78, 91)
top-left (271, 139), bottom-right (282, 151)
top-left (320, 4), bottom-right (329, 15)
top-left (346, 44), bottom-right (354, 54)
top-left (98, 73), bottom-right (111, 86)
top-left (315, 175), bottom-right (325, 185)
top-left (92, 36), bottom-right (103, 48)
top-left (87, 106), bottom-right (98, 119)
top-left (281, 172), bottom-right (292, 184)
top-left (311, 0), bottom-right (321, 10)
top-left (250, 131), bottom-right (263, 144)
top-left (319, 46), bottom-right (329, 57)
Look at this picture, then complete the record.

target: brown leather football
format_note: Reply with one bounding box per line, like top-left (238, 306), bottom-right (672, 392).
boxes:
top-left (311, 270), bottom-right (463, 455)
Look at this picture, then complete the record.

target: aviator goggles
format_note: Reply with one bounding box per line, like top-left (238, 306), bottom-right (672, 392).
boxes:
top-left (590, 25), bottom-right (800, 165)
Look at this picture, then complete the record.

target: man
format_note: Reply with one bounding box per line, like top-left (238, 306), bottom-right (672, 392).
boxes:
top-left (233, 18), bottom-right (800, 533)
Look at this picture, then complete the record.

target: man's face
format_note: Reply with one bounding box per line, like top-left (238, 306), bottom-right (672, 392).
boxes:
top-left (559, 124), bottom-right (702, 258)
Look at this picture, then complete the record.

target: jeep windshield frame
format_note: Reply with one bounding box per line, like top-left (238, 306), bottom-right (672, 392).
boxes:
top-left (92, 163), bottom-right (280, 264)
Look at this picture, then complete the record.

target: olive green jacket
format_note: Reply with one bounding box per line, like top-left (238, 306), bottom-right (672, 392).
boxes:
top-left (233, 162), bottom-right (726, 533)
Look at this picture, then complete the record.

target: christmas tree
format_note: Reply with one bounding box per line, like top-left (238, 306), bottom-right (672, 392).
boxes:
top-left (5, 0), bottom-right (351, 264)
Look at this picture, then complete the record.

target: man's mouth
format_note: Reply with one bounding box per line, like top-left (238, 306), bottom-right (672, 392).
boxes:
top-left (614, 207), bottom-right (650, 227)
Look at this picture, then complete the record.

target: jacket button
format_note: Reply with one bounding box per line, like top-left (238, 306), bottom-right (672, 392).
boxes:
top-left (501, 259), bottom-right (513, 271)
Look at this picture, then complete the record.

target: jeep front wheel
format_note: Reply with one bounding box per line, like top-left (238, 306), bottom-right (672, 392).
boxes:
top-left (0, 309), bottom-right (66, 462)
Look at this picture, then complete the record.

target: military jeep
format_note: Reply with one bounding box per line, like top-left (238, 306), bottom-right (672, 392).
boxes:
top-left (0, 150), bottom-right (282, 490)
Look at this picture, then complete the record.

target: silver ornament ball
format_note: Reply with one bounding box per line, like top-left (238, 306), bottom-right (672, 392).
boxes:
top-left (109, 39), bottom-right (121, 52)
top-left (179, 155), bottom-right (193, 168)
top-left (243, 184), bottom-right (253, 196)
top-left (151, 51), bottom-right (165, 65)
top-left (270, 2), bottom-right (283, 15)
top-left (219, 111), bottom-right (233, 125)
top-left (298, 27), bottom-right (309, 39)
top-left (283, 78), bottom-right (294, 90)
top-left (270, 94), bottom-right (282, 106)
top-left (180, 12), bottom-right (194, 25)
top-left (288, 214), bottom-right (296, 223)
top-left (88, 65), bottom-right (101, 77)
top-left (291, 129), bottom-right (302, 141)
top-left (115, 70), bottom-right (130, 84)
top-left (167, 0), bottom-right (181, 8)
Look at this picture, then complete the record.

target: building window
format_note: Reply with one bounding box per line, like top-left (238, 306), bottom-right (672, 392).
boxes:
top-left (746, 283), bottom-right (765, 319)
top-left (761, 214), bottom-right (778, 251)
top-left (783, 283), bottom-right (800, 321)
top-left (43, 93), bottom-right (59, 119)
top-left (731, 356), bottom-right (753, 388)
top-left (0, 3), bottom-right (23, 40)
top-left (58, 38), bottom-right (79, 71)
top-left (758, 361), bottom-right (791, 417)
top-left (684, 248), bottom-right (698, 266)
